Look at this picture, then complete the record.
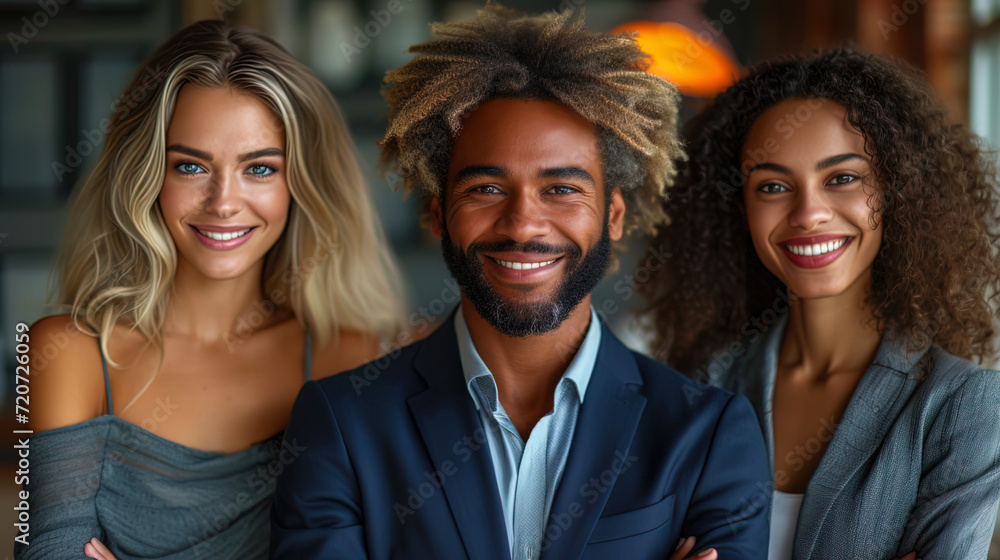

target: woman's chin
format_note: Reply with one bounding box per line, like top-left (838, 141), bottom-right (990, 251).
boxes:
top-left (784, 283), bottom-right (850, 302)
top-left (181, 259), bottom-right (256, 282)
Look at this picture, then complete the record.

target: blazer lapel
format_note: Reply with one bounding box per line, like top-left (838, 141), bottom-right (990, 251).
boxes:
top-left (542, 323), bottom-right (647, 560)
top-left (733, 314), bottom-right (788, 478)
top-left (407, 315), bottom-right (509, 560)
top-left (795, 333), bottom-right (927, 559)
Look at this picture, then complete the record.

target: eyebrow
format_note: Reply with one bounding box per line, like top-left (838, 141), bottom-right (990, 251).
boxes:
top-left (166, 144), bottom-right (212, 161)
top-left (815, 153), bottom-right (866, 170)
top-left (746, 162), bottom-right (792, 176)
top-left (745, 153), bottom-right (868, 177)
top-left (539, 166), bottom-right (596, 186)
top-left (451, 165), bottom-right (596, 186)
top-left (165, 144), bottom-right (284, 163)
top-left (452, 165), bottom-right (507, 185)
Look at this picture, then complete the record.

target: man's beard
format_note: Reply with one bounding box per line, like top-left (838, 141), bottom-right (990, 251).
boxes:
top-left (440, 213), bottom-right (611, 338)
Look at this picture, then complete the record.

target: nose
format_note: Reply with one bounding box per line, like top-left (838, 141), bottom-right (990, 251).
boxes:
top-left (492, 189), bottom-right (551, 243)
top-left (788, 184), bottom-right (834, 231)
top-left (203, 171), bottom-right (242, 218)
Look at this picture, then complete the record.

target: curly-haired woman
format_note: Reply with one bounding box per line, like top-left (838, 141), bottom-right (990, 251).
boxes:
top-left (18, 20), bottom-right (402, 560)
top-left (642, 48), bottom-right (1000, 560)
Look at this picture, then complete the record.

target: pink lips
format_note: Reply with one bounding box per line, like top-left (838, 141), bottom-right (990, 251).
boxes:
top-left (780, 236), bottom-right (854, 269)
top-left (190, 225), bottom-right (256, 250)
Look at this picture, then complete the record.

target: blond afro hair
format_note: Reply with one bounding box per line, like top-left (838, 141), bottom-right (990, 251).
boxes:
top-left (379, 3), bottom-right (684, 234)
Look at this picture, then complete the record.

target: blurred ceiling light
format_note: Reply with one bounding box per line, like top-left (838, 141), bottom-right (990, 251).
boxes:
top-left (612, 20), bottom-right (741, 98)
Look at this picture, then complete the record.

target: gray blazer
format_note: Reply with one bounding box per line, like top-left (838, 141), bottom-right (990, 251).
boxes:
top-left (710, 314), bottom-right (1000, 560)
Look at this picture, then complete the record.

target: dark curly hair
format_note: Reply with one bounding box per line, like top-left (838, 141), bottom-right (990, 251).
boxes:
top-left (379, 3), bottom-right (683, 235)
top-left (641, 48), bottom-right (1000, 373)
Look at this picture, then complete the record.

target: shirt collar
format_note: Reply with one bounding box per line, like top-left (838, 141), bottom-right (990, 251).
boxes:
top-left (454, 303), bottom-right (602, 411)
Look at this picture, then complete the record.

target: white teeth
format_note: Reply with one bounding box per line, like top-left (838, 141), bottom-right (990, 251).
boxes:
top-left (784, 238), bottom-right (848, 257)
top-left (197, 228), bottom-right (252, 241)
top-left (494, 258), bottom-right (557, 270)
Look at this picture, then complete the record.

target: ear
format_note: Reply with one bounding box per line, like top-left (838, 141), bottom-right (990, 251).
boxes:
top-left (430, 196), bottom-right (444, 238)
top-left (609, 187), bottom-right (626, 242)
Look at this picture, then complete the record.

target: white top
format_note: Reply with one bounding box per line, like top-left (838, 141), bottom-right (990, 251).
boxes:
top-left (768, 490), bottom-right (805, 560)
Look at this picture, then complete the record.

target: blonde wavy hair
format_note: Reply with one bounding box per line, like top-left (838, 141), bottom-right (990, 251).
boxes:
top-left (56, 20), bottom-right (403, 374)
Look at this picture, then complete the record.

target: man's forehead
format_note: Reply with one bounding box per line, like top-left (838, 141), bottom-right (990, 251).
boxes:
top-left (452, 100), bottom-right (597, 156)
top-left (457, 97), bottom-right (597, 135)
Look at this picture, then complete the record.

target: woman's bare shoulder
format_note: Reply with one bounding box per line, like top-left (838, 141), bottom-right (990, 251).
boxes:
top-left (27, 315), bottom-right (108, 432)
top-left (312, 329), bottom-right (382, 380)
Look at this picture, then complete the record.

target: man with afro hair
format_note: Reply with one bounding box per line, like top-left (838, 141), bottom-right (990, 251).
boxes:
top-left (271, 5), bottom-right (770, 559)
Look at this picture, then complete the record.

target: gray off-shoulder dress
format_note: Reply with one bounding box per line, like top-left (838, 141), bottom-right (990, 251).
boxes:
top-left (14, 333), bottom-right (312, 560)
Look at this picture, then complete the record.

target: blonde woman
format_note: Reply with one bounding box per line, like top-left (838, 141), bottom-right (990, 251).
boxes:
top-left (17, 20), bottom-right (402, 560)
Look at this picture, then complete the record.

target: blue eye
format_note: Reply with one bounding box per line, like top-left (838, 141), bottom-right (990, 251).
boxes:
top-left (176, 162), bottom-right (205, 175)
top-left (247, 164), bottom-right (276, 177)
top-left (758, 183), bottom-right (788, 194)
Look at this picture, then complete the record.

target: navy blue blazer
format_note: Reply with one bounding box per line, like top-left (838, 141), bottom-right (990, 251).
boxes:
top-left (270, 314), bottom-right (771, 559)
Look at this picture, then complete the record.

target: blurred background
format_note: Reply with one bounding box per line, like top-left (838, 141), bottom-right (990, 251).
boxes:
top-left (0, 0), bottom-right (998, 555)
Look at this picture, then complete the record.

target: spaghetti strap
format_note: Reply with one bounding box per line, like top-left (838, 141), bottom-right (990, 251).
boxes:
top-left (96, 337), bottom-right (114, 415)
top-left (304, 329), bottom-right (312, 382)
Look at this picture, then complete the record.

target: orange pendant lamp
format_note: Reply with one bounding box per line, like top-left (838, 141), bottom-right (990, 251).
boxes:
top-left (612, 20), bottom-right (741, 98)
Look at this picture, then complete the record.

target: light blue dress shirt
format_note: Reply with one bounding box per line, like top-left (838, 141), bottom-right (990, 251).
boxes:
top-left (454, 305), bottom-right (601, 560)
